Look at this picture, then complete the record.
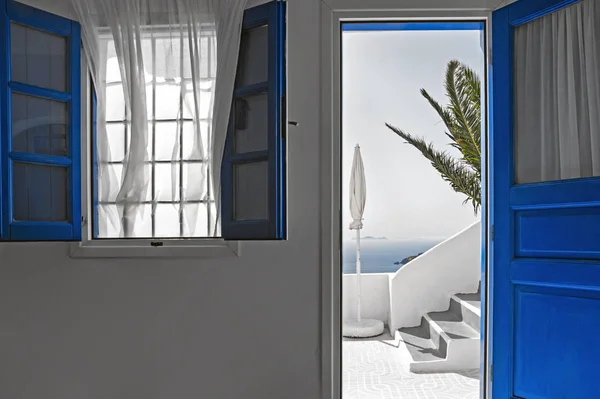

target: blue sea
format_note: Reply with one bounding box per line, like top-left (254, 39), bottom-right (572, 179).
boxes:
top-left (342, 239), bottom-right (442, 274)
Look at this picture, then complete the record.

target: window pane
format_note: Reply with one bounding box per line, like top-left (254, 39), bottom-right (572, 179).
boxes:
top-left (11, 22), bottom-right (67, 91)
top-left (99, 163), bottom-right (123, 202)
top-left (105, 84), bottom-right (153, 121)
top-left (154, 204), bottom-right (180, 237)
top-left (145, 84), bottom-right (153, 120)
top-left (155, 38), bottom-right (192, 80)
top-left (105, 85), bottom-right (125, 121)
top-left (104, 123), bottom-right (151, 163)
top-left (513, 3), bottom-right (600, 184)
top-left (129, 204), bottom-right (152, 238)
top-left (182, 121), bottom-right (209, 160)
top-left (155, 84), bottom-right (181, 120)
top-left (201, 36), bottom-right (210, 79)
top-left (154, 163), bottom-right (180, 201)
top-left (143, 123), bottom-right (153, 161)
top-left (183, 203), bottom-right (208, 237)
top-left (236, 25), bottom-right (268, 86)
top-left (98, 204), bottom-right (120, 237)
top-left (209, 36), bottom-right (216, 78)
top-left (234, 94), bottom-right (268, 154)
top-left (183, 162), bottom-right (207, 201)
top-left (209, 202), bottom-right (219, 236)
top-left (105, 40), bottom-right (122, 84)
top-left (105, 123), bottom-right (126, 162)
top-left (234, 161), bottom-right (268, 220)
top-left (12, 93), bottom-right (67, 156)
top-left (183, 85), bottom-right (212, 120)
top-left (12, 162), bottom-right (67, 221)
top-left (154, 122), bottom-right (180, 161)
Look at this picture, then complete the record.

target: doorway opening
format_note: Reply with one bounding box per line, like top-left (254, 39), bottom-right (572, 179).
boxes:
top-left (340, 21), bottom-right (488, 399)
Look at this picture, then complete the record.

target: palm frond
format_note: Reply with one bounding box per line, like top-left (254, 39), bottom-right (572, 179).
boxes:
top-left (420, 64), bottom-right (481, 174)
top-left (385, 123), bottom-right (481, 213)
top-left (444, 60), bottom-right (481, 161)
top-left (420, 88), bottom-right (455, 130)
top-left (453, 63), bottom-right (481, 159)
top-left (457, 64), bottom-right (481, 111)
top-left (386, 60), bottom-right (482, 213)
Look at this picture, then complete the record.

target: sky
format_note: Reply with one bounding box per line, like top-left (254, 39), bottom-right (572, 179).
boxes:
top-left (342, 28), bottom-right (484, 241)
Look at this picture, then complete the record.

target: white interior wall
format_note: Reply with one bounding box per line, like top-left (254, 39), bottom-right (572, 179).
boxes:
top-left (0, 1), bottom-right (516, 398)
top-left (0, 1), bottom-right (321, 398)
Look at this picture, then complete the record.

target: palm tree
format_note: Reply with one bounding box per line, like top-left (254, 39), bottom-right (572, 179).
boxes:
top-left (385, 60), bottom-right (481, 213)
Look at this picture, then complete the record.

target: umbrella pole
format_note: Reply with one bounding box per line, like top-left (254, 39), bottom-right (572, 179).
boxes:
top-left (356, 228), bottom-right (361, 323)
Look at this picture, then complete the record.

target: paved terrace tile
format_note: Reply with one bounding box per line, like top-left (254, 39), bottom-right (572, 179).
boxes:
top-left (343, 330), bottom-right (479, 399)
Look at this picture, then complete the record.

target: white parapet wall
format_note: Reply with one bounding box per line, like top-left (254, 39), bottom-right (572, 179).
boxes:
top-left (388, 221), bottom-right (481, 333)
top-left (342, 273), bottom-right (392, 323)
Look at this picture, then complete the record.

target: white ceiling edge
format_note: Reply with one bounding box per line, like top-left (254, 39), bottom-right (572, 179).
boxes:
top-left (246, 0), bottom-right (272, 8)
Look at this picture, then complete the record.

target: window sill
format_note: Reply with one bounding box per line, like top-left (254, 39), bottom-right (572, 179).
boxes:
top-left (69, 239), bottom-right (240, 259)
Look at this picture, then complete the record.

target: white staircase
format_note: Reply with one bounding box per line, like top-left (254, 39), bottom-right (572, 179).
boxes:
top-left (396, 285), bottom-right (481, 372)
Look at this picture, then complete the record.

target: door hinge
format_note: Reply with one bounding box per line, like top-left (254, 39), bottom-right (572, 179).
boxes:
top-left (491, 224), bottom-right (494, 241)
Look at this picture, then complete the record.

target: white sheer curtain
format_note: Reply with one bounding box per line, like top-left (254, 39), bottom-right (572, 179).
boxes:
top-left (514, 0), bottom-right (600, 184)
top-left (71, 0), bottom-right (246, 237)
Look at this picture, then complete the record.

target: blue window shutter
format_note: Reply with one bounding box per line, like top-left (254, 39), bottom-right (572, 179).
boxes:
top-left (221, 1), bottom-right (286, 240)
top-left (0, 0), bottom-right (81, 241)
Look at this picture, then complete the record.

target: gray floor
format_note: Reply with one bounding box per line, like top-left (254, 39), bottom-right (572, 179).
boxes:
top-left (343, 330), bottom-right (479, 399)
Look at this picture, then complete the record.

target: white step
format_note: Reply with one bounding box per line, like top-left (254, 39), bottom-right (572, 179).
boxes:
top-left (397, 290), bottom-right (481, 372)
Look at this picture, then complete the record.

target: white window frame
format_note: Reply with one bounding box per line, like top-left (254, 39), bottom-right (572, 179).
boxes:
top-left (71, 55), bottom-right (240, 259)
top-left (319, 2), bottom-right (494, 399)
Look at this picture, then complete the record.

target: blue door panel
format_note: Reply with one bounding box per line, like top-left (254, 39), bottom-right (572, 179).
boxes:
top-left (515, 207), bottom-right (600, 259)
top-left (514, 288), bottom-right (600, 399)
top-left (511, 260), bottom-right (600, 291)
top-left (510, 178), bottom-right (600, 207)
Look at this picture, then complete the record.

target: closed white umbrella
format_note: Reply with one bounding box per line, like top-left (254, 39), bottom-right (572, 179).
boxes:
top-left (349, 144), bottom-right (366, 321)
top-left (343, 144), bottom-right (384, 338)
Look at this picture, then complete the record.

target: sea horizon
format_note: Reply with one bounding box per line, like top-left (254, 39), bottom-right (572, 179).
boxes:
top-left (342, 238), bottom-right (443, 274)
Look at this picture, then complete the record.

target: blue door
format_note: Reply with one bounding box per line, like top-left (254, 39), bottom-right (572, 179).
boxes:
top-left (491, 0), bottom-right (600, 397)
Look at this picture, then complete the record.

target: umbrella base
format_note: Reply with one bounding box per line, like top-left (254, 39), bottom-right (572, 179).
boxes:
top-left (342, 319), bottom-right (384, 338)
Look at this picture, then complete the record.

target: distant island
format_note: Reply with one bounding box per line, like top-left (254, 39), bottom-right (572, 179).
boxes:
top-left (353, 236), bottom-right (388, 240)
top-left (400, 253), bottom-right (423, 265)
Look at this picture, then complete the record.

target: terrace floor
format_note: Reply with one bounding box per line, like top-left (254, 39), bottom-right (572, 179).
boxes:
top-left (343, 329), bottom-right (479, 399)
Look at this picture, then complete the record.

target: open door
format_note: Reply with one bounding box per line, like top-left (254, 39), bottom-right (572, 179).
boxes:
top-left (491, 0), bottom-right (600, 398)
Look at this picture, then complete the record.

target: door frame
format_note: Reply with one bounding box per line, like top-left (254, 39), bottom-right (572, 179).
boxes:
top-left (319, 2), bottom-right (495, 399)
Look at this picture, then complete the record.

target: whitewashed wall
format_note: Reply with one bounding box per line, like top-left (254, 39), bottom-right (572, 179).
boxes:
top-left (342, 273), bottom-right (391, 322)
top-left (342, 222), bottom-right (481, 333)
top-left (388, 221), bottom-right (481, 333)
